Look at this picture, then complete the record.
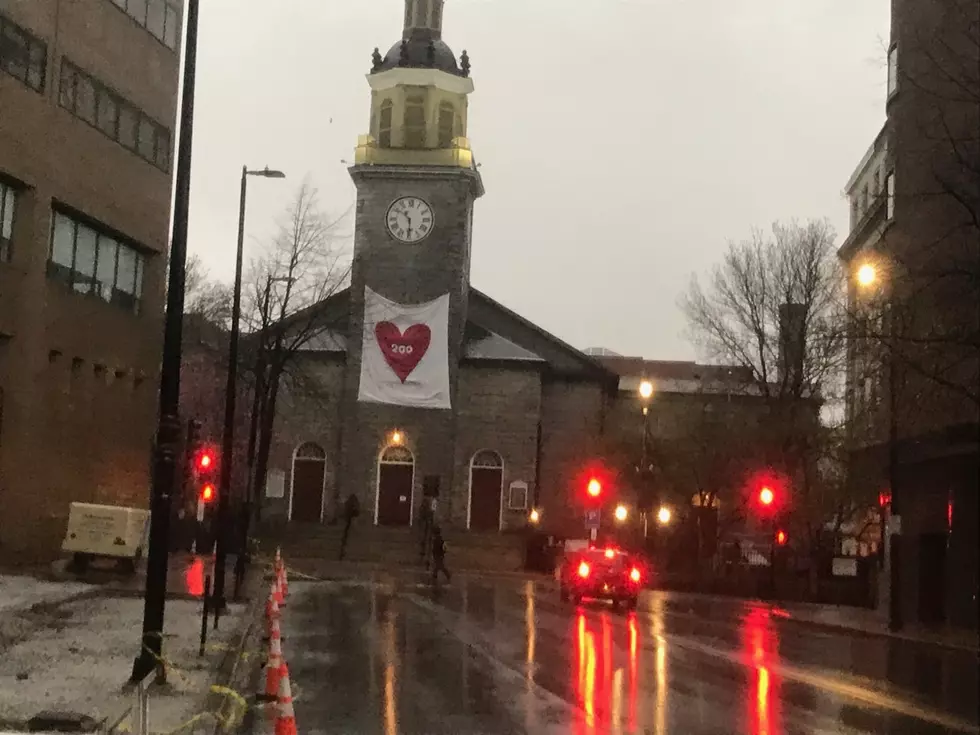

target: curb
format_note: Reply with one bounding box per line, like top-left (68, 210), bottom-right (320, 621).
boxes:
top-left (773, 613), bottom-right (980, 653)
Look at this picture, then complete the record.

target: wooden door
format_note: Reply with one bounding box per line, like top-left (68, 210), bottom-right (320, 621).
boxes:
top-left (378, 464), bottom-right (413, 526)
top-left (470, 467), bottom-right (503, 532)
top-left (291, 460), bottom-right (325, 523)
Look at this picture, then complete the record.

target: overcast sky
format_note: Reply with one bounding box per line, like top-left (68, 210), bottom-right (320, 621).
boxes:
top-left (186, 0), bottom-right (890, 361)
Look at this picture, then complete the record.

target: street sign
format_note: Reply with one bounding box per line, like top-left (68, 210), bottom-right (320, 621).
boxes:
top-left (584, 509), bottom-right (601, 530)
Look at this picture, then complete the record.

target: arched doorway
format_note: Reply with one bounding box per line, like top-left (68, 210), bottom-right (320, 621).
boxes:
top-left (290, 443), bottom-right (326, 523)
top-left (377, 445), bottom-right (414, 527)
top-left (469, 450), bottom-right (503, 532)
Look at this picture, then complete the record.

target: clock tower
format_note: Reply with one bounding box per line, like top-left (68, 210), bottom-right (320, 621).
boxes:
top-left (340, 0), bottom-right (484, 522)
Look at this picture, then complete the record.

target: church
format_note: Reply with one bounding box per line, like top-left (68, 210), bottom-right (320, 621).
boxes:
top-left (258, 0), bottom-right (716, 539)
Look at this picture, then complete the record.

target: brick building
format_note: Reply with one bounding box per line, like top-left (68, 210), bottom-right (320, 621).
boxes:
top-left (839, 0), bottom-right (979, 629)
top-left (0, 0), bottom-right (181, 557)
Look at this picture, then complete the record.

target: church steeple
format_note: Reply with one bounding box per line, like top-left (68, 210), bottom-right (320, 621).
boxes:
top-left (403, 0), bottom-right (444, 41)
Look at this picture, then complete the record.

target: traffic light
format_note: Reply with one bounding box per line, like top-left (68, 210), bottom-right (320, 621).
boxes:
top-left (775, 529), bottom-right (788, 546)
top-left (587, 478), bottom-right (602, 499)
top-left (759, 486), bottom-right (774, 507)
top-left (194, 445), bottom-right (219, 505)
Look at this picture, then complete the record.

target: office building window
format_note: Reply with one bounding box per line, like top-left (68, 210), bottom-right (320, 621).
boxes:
top-left (60, 59), bottom-right (171, 172)
top-left (108, 0), bottom-right (182, 51)
top-left (0, 181), bottom-right (15, 263)
top-left (0, 13), bottom-right (47, 92)
top-left (48, 210), bottom-right (147, 313)
top-left (886, 172), bottom-right (895, 219)
top-left (887, 44), bottom-right (898, 97)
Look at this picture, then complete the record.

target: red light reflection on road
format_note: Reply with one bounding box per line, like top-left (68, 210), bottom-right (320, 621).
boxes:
top-left (575, 613), bottom-right (597, 731)
top-left (742, 607), bottom-right (782, 735)
top-left (628, 615), bottom-right (638, 732)
top-left (184, 556), bottom-right (205, 598)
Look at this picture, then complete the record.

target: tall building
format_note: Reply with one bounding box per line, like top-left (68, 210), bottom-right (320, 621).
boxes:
top-left (0, 0), bottom-right (182, 557)
top-left (840, 0), bottom-right (979, 629)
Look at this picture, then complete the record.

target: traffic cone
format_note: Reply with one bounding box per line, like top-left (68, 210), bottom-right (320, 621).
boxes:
top-left (274, 664), bottom-right (298, 735)
top-left (264, 619), bottom-right (283, 699)
top-left (278, 561), bottom-right (289, 599)
top-left (265, 583), bottom-right (281, 625)
top-left (274, 572), bottom-right (285, 607)
top-left (274, 547), bottom-right (282, 574)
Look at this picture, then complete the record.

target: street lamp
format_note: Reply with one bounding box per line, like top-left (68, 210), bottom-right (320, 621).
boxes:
top-left (132, 0), bottom-right (200, 684)
top-left (214, 165), bottom-right (286, 613)
top-left (529, 508), bottom-right (541, 525)
top-left (656, 506), bottom-right (672, 526)
top-left (614, 504), bottom-right (629, 523)
top-left (638, 379), bottom-right (654, 538)
top-left (855, 260), bottom-right (902, 631)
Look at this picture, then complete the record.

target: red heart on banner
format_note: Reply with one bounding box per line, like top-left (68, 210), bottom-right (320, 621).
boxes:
top-left (375, 322), bottom-right (431, 382)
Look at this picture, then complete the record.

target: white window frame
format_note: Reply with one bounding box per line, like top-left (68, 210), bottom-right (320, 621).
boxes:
top-left (886, 172), bottom-right (895, 220)
top-left (0, 181), bottom-right (15, 262)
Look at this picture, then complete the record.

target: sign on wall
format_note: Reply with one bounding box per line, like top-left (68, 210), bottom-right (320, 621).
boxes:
top-left (266, 469), bottom-right (285, 499)
top-left (508, 481), bottom-right (529, 510)
top-left (358, 287), bottom-right (451, 409)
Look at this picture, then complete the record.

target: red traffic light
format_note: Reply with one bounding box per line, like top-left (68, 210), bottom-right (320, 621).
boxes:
top-left (587, 478), bottom-right (602, 498)
top-left (201, 483), bottom-right (216, 503)
top-left (759, 486), bottom-right (774, 506)
top-left (775, 530), bottom-right (787, 546)
top-left (197, 449), bottom-right (216, 472)
top-left (878, 491), bottom-right (892, 507)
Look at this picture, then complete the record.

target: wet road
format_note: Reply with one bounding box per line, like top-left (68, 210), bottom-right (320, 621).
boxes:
top-left (276, 573), bottom-right (979, 734)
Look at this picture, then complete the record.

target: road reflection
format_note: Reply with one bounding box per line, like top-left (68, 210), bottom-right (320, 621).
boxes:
top-left (743, 606), bottom-right (783, 735)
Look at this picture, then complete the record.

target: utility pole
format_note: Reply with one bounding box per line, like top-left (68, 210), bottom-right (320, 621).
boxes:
top-left (131, 0), bottom-right (200, 684)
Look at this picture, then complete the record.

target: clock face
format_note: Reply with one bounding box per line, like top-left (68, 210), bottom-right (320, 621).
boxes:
top-left (386, 197), bottom-right (434, 244)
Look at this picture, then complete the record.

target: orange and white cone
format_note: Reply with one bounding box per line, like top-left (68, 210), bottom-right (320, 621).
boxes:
top-left (274, 572), bottom-right (285, 607)
top-left (274, 664), bottom-right (298, 735)
top-left (265, 583), bottom-right (281, 625)
top-left (278, 562), bottom-right (289, 599)
top-left (264, 619), bottom-right (284, 699)
top-left (274, 547), bottom-right (283, 574)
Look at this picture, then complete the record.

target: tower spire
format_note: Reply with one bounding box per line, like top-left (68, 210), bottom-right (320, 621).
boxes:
top-left (403, 0), bottom-right (444, 41)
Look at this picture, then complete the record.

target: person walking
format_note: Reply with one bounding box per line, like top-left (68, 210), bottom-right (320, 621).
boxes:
top-left (338, 493), bottom-right (360, 561)
top-left (430, 525), bottom-right (451, 585)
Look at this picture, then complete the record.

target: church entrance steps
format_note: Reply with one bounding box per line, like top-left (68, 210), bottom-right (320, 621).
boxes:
top-left (256, 524), bottom-right (526, 572)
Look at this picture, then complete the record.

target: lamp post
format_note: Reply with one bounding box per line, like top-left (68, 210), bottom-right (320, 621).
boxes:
top-left (638, 380), bottom-right (654, 539)
top-left (131, 0), bottom-right (199, 685)
top-left (855, 261), bottom-right (902, 631)
top-left (213, 165), bottom-right (285, 613)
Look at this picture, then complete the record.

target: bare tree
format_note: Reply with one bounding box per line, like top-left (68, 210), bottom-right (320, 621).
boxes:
top-left (183, 254), bottom-right (233, 326)
top-left (682, 220), bottom-right (856, 592)
top-left (240, 181), bottom-right (352, 517)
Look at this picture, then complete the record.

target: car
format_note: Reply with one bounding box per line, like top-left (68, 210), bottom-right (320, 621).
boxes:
top-left (558, 546), bottom-right (643, 610)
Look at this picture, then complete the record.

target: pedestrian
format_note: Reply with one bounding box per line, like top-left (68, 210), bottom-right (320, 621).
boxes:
top-left (430, 525), bottom-right (451, 585)
top-left (338, 493), bottom-right (360, 561)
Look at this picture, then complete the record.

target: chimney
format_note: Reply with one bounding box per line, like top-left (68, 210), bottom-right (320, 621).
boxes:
top-left (778, 303), bottom-right (806, 390)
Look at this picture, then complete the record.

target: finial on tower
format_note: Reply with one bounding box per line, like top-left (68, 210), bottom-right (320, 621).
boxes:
top-left (403, 0), bottom-right (445, 41)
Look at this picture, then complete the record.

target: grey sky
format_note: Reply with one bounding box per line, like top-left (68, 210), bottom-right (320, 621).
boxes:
top-left (187, 0), bottom-right (890, 361)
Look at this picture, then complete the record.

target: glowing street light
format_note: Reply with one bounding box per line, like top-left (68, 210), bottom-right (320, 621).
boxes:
top-left (529, 508), bottom-right (541, 525)
top-left (614, 504), bottom-right (629, 523)
top-left (856, 263), bottom-right (878, 288)
top-left (639, 380), bottom-right (654, 400)
top-left (390, 430), bottom-right (403, 445)
top-left (657, 506), bottom-right (672, 525)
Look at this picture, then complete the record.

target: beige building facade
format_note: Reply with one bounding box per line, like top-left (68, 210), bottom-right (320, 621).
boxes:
top-left (0, 0), bottom-right (181, 558)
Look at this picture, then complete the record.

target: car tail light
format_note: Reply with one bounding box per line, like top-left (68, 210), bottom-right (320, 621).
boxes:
top-left (630, 567), bottom-right (641, 583)
top-left (578, 561), bottom-right (591, 578)
top-left (604, 548), bottom-right (616, 559)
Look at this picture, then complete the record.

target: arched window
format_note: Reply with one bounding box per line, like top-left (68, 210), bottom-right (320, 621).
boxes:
top-left (404, 93), bottom-right (426, 149)
top-left (469, 450), bottom-right (504, 531)
top-left (381, 445), bottom-right (414, 464)
top-left (378, 99), bottom-right (393, 148)
top-left (472, 450), bottom-right (502, 468)
top-left (291, 442), bottom-right (327, 523)
top-left (437, 102), bottom-right (455, 148)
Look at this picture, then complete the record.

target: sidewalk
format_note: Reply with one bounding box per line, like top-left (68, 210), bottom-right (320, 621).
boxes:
top-left (0, 554), bottom-right (265, 734)
top-left (655, 589), bottom-right (979, 652)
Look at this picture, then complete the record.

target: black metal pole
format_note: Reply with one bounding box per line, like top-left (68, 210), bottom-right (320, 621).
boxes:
top-left (214, 167), bottom-right (249, 612)
top-left (887, 324), bottom-right (902, 631)
top-left (131, 0), bottom-right (199, 684)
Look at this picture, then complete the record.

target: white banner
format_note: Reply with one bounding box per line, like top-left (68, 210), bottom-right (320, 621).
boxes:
top-left (357, 287), bottom-right (451, 409)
